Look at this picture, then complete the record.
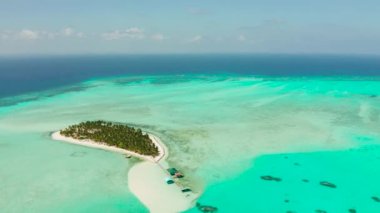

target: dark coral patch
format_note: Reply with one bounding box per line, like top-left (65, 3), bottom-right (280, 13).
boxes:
top-left (260, 175), bottom-right (282, 182)
top-left (372, 196), bottom-right (380, 202)
top-left (320, 181), bottom-right (336, 188)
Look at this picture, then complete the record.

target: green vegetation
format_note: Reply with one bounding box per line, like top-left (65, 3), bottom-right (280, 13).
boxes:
top-left (60, 120), bottom-right (159, 156)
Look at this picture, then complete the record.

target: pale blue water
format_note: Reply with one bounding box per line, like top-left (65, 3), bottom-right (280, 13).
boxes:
top-left (0, 131), bottom-right (148, 213)
top-left (1, 55), bottom-right (380, 212)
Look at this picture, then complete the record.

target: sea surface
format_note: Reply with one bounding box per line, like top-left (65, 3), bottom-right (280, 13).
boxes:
top-left (1, 55), bottom-right (380, 212)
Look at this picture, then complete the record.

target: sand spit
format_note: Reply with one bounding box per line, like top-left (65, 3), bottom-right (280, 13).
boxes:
top-left (51, 130), bottom-right (196, 212)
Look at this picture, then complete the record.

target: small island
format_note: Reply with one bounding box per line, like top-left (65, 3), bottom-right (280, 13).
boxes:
top-left (52, 121), bottom-right (196, 212)
top-left (61, 121), bottom-right (159, 156)
top-left (53, 120), bottom-right (165, 162)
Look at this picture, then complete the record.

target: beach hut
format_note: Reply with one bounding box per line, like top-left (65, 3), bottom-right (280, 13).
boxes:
top-left (167, 168), bottom-right (178, 176)
top-left (181, 188), bottom-right (192, 193)
top-left (165, 177), bottom-right (174, 184)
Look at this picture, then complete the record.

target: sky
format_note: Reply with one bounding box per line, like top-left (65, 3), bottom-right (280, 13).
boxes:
top-left (0, 0), bottom-right (379, 55)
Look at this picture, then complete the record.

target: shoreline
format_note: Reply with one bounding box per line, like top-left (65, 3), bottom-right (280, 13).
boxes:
top-left (51, 131), bottom-right (166, 163)
top-left (128, 161), bottom-right (198, 213)
top-left (51, 130), bottom-right (196, 213)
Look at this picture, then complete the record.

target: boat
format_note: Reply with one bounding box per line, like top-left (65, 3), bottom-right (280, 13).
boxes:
top-left (165, 177), bottom-right (174, 184)
top-left (181, 188), bottom-right (191, 193)
top-left (167, 168), bottom-right (178, 176)
top-left (167, 168), bottom-right (184, 178)
top-left (320, 181), bottom-right (336, 188)
top-left (196, 202), bottom-right (218, 212)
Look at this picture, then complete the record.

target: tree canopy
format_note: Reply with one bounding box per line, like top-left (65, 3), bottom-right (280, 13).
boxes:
top-left (61, 121), bottom-right (159, 156)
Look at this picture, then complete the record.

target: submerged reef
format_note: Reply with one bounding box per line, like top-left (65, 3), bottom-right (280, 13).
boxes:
top-left (372, 196), bottom-right (380, 203)
top-left (320, 181), bottom-right (337, 188)
top-left (70, 151), bottom-right (87, 157)
top-left (260, 175), bottom-right (282, 182)
top-left (196, 202), bottom-right (218, 212)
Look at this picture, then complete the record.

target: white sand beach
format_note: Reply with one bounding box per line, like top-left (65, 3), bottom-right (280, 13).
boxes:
top-left (129, 161), bottom-right (197, 213)
top-left (51, 131), bottom-right (165, 162)
top-left (51, 130), bottom-right (196, 212)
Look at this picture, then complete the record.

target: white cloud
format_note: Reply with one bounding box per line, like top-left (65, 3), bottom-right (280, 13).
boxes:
top-left (62, 27), bottom-right (74, 36)
top-left (125, 27), bottom-right (145, 39)
top-left (237, 35), bottom-right (246, 41)
top-left (76, 32), bottom-right (85, 38)
top-left (102, 30), bottom-right (123, 40)
top-left (0, 28), bottom-right (85, 41)
top-left (36, 31), bottom-right (56, 40)
top-left (189, 35), bottom-right (203, 43)
top-left (18, 29), bottom-right (40, 40)
top-left (60, 27), bottom-right (85, 38)
top-left (125, 27), bottom-right (142, 34)
top-left (102, 27), bottom-right (145, 40)
top-left (151, 33), bottom-right (165, 41)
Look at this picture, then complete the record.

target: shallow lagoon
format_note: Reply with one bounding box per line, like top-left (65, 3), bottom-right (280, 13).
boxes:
top-left (186, 145), bottom-right (380, 212)
top-left (0, 75), bottom-right (379, 212)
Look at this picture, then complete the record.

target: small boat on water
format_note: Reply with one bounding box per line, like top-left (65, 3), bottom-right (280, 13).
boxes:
top-left (165, 177), bottom-right (174, 184)
top-left (260, 175), bottom-right (281, 182)
top-left (196, 202), bottom-right (218, 212)
top-left (167, 168), bottom-right (184, 178)
top-left (125, 154), bottom-right (132, 159)
top-left (167, 168), bottom-right (178, 175)
top-left (181, 188), bottom-right (192, 193)
top-left (320, 181), bottom-right (336, 188)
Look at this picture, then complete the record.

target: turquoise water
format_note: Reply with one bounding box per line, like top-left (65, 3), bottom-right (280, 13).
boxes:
top-left (186, 146), bottom-right (380, 212)
top-left (1, 75), bottom-right (380, 212)
top-left (0, 131), bottom-right (148, 213)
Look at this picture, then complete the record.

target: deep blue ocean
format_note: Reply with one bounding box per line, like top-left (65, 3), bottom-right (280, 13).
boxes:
top-left (1, 54), bottom-right (380, 98)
